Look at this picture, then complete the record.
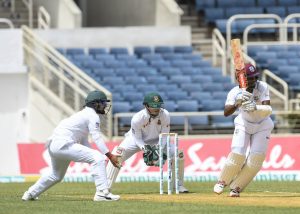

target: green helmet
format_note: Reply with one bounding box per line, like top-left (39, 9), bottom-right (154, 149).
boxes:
top-left (85, 90), bottom-right (110, 105)
top-left (143, 92), bottom-right (164, 108)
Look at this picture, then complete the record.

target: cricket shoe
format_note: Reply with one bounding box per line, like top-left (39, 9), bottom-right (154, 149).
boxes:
top-left (22, 191), bottom-right (38, 201)
top-left (229, 188), bottom-right (240, 197)
top-left (178, 185), bottom-right (189, 193)
top-left (214, 181), bottom-right (226, 194)
top-left (94, 189), bottom-right (120, 201)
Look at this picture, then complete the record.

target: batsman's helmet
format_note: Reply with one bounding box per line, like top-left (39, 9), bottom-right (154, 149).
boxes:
top-left (143, 92), bottom-right (164, 109)
top-left (245, 63), bottom-right (259, 78)
top-left (85, 90), bottom-right (110, 105)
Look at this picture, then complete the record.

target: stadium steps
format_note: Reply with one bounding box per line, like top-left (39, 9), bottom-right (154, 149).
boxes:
top-left (179, 3), bottom-right (213, 61)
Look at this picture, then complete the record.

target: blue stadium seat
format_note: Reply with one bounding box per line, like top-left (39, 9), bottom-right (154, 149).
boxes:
top-left (154, 46), bottom-right (173, 54)
top-left (150, 60), bottom-right (171, 69)
top-left (114, 68), bottom-right (136, 76)
top-left (134, 46), bottom-right (152, 57)
top-left (171, 60), bottom-right (193, 68)
top-left (116, 54), bottom-right (137, 61)
top-left (225, 7), bottom-right (246, 19)
top-left (190, 92), bottom-right (211, 101)
top-left (268, 45), bottom-right (288, 52)
top-left (163, 100), bottom-right (177, 112)
top-left (287, 45), bottom-right (300, 51)
top-left (257, 0), bottom-right (276, 7)
top-left (191, 75), bottom-right (213, 83)
top-left (217, 0), bottom-right (239, 8)
top-left (212, 91), bottom-right (228, 100)
top-left (95, 54), bottom-right (116, 61)
top-left (182, 53), bottom-right (202, 61)
top-left (266, 7), bottom-right (286, 18)
top-left (239, 0), bottom-right (256, 7)
top-left (162, 53), bottom-right (182, 61)
top-left (104, 61), bottom-right (126, 68)
top-left (147, 76), bottom-right (168, 84)
top-left (121, 92), bottom-right (144, 102)
top-left (82, 61), bottom-right (104, 69)
top-left (244, 7), bottom-right (264, 15)
top-left (204, 8), bottom-right (225, 24)
top-left (223, 82), bottom-right (236, 91)
top-left (202, 82), bottom-right (224, 92)
top-left (277, 51), bottom-right (298, 59)
top-left (136, 68), bottom-right (158, 76)
top-left (202, 67), bottom-right (222, 75)
top-left (160, 68), bottom-right (182, 76)
top-left (287, 6), bottom-right (300, 15)
top-left (170, 75), bottom-right (191, 84)
top-left (102, 76), bottom-right (124, 85)
top-left (113, 101), bottom-right (131, 113)
top-left (278, 0), bottom-right (298, 6)
top-left (192, 60), bottom-right (212, 68)
top-left (126, 60), bottom-right (148, 68)
top-left (112, 92), bottom-right (124, 102)
top-left (135, 84), bottom-right (157, 93)
top-left (181, 68), bottom-right (202, 75)
top-left (188, 116), bottom-right (209, 127)
top-left (212, 75), bottom-right (232, 84)
top-left (180, 83), bottom-right (203, 93)
top-left (216, 19), bottom-right (229, 34)
top-left (195, 0), bottom-right (215, 12)
top-left (113, 84), bottom-right (135, 93)
top-left (211, 115), bottom-right (234, 128)
top-left (110, 47), bottom-right (128, 55)
top-left (170, 116), bottom-right (185, 126)
top-left (72, 55), bottom-right (94, 61)
top-left (235, 19), bottom-right (255, 34)
top-left (156, 84), bottom-right (180, 92)
top-left (255, 19), bottom-right (276, 33)
top-left (93, 68), bottom-right (115, 77)
top-left (288, 73), bottom-right (300, 86)
top-left (174, 46), bottom-right (193, 53)
top-left (131, 101), bottom-right (144, 112)
top-left (141, 53), bottom-right (162, 62)
top-left (88, 48), bottom-right (107, 56)
top-left (166, 91), bottom-right (189, 101)
top-left (66, 48), bottom-right (84, 55)
top-left (124, 76), bottom-right (147, 84)
top-left (176, 100), bottom-right (199, 112)
top-left (202, 100), bottom-right (224, 111)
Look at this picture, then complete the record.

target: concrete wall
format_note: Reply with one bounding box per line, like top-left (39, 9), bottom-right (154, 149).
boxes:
top-left (0, 73), bottom-right (29, 175)
top-left (35, 26), bottom-right (191, 51)
top-left (34, 0), bottom-right (82, 28)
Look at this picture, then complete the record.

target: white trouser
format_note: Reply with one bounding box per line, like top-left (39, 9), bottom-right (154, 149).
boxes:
top-left (28, 140), bottom-right (108, 198)
top-left (231, 117), bottom-right (274, 155)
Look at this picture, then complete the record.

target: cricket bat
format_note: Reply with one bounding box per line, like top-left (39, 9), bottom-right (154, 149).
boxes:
top-left (231, 39), bottom-right (248, 90)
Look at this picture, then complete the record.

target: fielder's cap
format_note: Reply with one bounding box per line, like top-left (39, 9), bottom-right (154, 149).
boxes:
top-left (143, 92), bottom-right (164, 108)
top-left (245, 63), bottom-right (259, 78)
top-left (85, 90), bottom-right (110, 105)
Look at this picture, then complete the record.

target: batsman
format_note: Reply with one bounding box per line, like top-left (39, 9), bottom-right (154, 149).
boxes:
top-left (214, 63), bottom-right (274, 197)
top-left (107, 92), bottom-right (189, 193)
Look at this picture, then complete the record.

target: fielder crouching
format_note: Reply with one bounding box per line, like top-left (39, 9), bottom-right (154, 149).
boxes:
top-left (214, 63), bottom-right (274, 197)
top-left (107, 92), bottom-right (189, 193)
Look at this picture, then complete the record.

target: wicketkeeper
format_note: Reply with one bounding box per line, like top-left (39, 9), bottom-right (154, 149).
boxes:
top-left (106, 92), bottom-right (189, 193)
top-left (214, 63), bottom-right (274, 197)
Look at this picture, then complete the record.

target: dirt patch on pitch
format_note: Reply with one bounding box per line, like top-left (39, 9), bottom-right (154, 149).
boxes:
top-left (123, 192), bottom-right (300, 207)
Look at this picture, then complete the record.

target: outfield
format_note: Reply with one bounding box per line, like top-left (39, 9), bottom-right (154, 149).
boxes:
top-left (1, 181), bottom-right (300, 214)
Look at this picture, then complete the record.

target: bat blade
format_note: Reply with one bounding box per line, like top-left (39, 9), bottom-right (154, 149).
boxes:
top-left (231, 39), bottom-right (248, 89)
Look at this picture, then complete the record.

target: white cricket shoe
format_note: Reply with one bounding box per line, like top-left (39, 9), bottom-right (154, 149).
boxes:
top-left (94, 189), bottom-right (120, 201)
top-left (214, 181), bottom-right (226, 194)
top-left (22, 191), bottom-right (38, 201)
top-left (178, 185), bottom-right (189, 193)
top-left (229, 188), bottom-right (240, 197)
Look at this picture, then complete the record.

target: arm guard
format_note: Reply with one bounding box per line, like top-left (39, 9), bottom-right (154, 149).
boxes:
top-left (256, 105), bottom-right (272, 117)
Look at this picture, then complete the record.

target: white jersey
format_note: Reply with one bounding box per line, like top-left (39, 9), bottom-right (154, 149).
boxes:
top-left (226, 81), bottom-right (271, 123)
top-left (125, 108), bottom-right (170, 148)
top-left (50, 107), bottom-right (109, 154)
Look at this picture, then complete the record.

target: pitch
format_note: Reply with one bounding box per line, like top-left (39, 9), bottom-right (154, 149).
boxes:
top-left (1, 181), bottom-right (300, 214)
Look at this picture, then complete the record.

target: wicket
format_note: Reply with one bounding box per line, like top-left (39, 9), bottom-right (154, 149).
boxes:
top-left (159, 132), bottom-right (179, 195)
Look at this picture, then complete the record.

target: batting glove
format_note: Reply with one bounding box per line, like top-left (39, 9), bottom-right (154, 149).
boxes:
top-left (241, 100), bottom-right (256, 112)
top-left (235, 91), bottom-right (252, 107)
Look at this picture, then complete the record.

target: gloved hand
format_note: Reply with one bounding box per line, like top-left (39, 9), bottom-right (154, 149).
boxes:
top-left (235, 91), bottom-right (252, 107)
top-left (241, 100), bottom-right (256, 112)
top-left (143, 145), bottom-right (166, 166)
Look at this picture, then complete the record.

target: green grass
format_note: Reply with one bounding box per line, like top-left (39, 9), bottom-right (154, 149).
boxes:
top-left (1, 181), bottom-right (300, 214)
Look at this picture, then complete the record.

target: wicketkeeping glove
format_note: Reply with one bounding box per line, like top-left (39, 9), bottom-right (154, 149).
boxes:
top-left (143, 145), bottom-right (166, 166)
top-left (241, 100), bottom-right (256, 112)
top-left (235, 91), bottom-right (252, 107)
